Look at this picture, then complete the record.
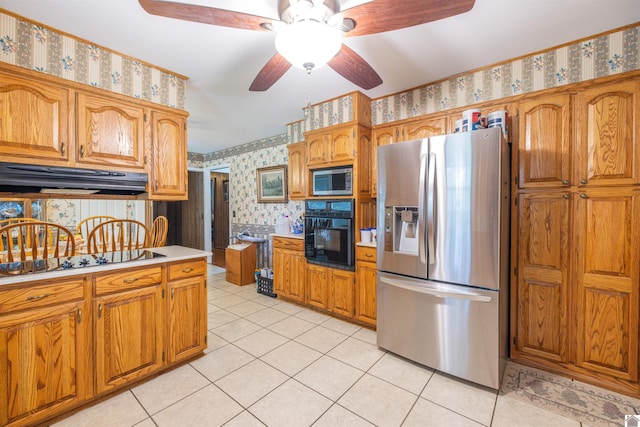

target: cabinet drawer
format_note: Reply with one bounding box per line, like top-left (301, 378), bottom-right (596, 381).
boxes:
top-left (273, 236), bottom-right (304, 252)
top-left (168, 259), bottom-right (206, 281)
top-left (95, 266), bottom-right (162, 295)
top-left (0, 278), bottom-right (84, 314)
top-left (356, 246), bottom-right (377, 263)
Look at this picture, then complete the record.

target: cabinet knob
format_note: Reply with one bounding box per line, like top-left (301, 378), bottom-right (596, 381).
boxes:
top-left (98, 303), bottom-right (103, 319)
top-left (580, 193), bottom-right (588, 199)
top-left (365, 253), bottom-right (373, 257)
top-left (580, 179), bottom-right (588, 185)
top-left (60, 142), bottom-right (66, 156)
top-left (562, 180), bottom-right (569, 185)
top-left (79, 145), bottom-right (85, 158)
top-left (562, 194), bottom-right (569, 199)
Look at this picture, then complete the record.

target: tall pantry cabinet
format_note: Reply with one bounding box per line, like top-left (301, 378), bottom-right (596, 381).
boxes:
top-left (513, 78), bottom-right (640, 394)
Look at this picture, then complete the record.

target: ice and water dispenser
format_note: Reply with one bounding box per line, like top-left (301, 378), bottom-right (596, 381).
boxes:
top-left (383, 206), bottom-right (419, 255)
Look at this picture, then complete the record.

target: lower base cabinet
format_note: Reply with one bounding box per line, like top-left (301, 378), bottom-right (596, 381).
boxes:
top-left (355, 246), bottom-right (377, 327)
top-left (273, 236), bottom-right (306, 302)
top-left (0, 256), bottom-right (208, 427)
top-left (306, 263), bottom-right (355, 318)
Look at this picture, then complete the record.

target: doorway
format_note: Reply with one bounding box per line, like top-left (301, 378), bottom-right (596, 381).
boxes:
top-left (210, 169), bottom-right (230, 267)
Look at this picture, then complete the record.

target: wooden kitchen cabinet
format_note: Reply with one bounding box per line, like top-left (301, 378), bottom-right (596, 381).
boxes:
top-left (287, 141), bottom-right (307, 200)
top-left (328, 269), bottom-right (354, 318)
top-left (272, 236), bottom-right (306, 302)
top-left (167, 260), bottom-right (208, 363)
top-left (93, 266), bottom-right (164, 395)
top-left (0, 69), bottom-right (71, 165)
top-left (306, 263), bottom-right (329, 309)
top-left (575, 80), bottom-right (640, 187)
top-left (355, 245), bottom-right (377, 327)
top-left (305, 124), bottom-right (355, 167)
top-left (75, 91), bottom-right (146, 170)
top-left (517, 93), bottom-right (572, 189)
top-left (149, 109), bottom-right (188, 200)
top-left (0, 278), bottom-right (89, 427)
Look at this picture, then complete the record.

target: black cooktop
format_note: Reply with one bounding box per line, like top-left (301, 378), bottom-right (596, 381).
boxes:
top-left (0, 249), bottom-right (165, 276)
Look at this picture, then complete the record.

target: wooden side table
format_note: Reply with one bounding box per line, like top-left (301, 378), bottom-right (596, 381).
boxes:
top-left (225, 243), bottom-right (257, 286)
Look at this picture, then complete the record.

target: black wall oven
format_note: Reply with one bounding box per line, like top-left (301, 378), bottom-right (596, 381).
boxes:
top-left (304, 199), bottom-right (355, 270)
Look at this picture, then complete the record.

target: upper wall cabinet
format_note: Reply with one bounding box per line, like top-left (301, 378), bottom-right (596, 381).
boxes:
top-left (75, 91), bottom-right (146, 170)
top-left (0, 72), bottom-right (71, 164)
top-left (287, 142), bottom-right (307, 200)
top-left (306, 124), bottom-right (355, 167)
top-left (575, 80), bottom-right (640, 187)
top-left (149, 110), bottom-right (188, 200)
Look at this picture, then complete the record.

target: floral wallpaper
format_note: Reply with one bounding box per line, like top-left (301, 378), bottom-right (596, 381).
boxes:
top-left (0, 9), bottom-right (186, 110)
top-left (45, 199), bottom-right (141, 231)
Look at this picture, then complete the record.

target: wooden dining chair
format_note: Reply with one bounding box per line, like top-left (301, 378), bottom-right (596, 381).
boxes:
top-left (75, 215), bottom-right (117, 242)
top-left (148, 215), bottom-right (168, 247)
top-left (86, 219), bottom-right (148, 253)
top-left (0, 221), bottom-right (76, 262)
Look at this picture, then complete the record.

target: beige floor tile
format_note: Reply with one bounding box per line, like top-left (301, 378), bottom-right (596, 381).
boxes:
top-left (52, 391), bottom-right (148, 427)
top-left (295, 355), bottom-right (364, 401)
top-left (132, 364), bottom-right (210, 415)
top-left (261, 340), bottom-right (323, 376)
top-left (210, 294), bottom-right (248, 308)
top-left (211, 318), bottom-right (262, 342)
top-left (321, 317), bottom-right (362, 335)
top-left (223, 410), bottom-right (265, 426)
top-left (233, 328), bottom-right (289, 357)
top-left (327, 337), bottom-right (386, 371)
top-left (313, 404), bottom-right (375, 427)
top-left (249, 379), bottom-right (332, 426)
top-left (491, 394), bottom-right (581, 427)
top-left (207, 301), bottom-right (222, 313)
top-left (234, 287), bottom-right (262, 300)
top-left (204, 331), bottom-right (229, 354)
top-left (190, 344), bottom-right (255, 382)
top-left (338, 373), bottom-right (418, 427)
top-left (272, 300), bottom-right (306, 315)
top-left (153, 384), bottom-right (243, 427)
top-left (215, 359), bottom-right (288, 407)
top-left (295, 308), bottom-right (333, 324)
top-left (133, 418), bottom-right (156, 427)
top-left (421, 372), bottom-right (497, 426)
top-left (244, 306), bottom-right (290, 327)
top-left (268, 315), bottom-right (316, 339)
top-left (208, 288), bottom-right (232, 301)
top-left (368, 352), bottom-right (434, 395)
top-left (207, 309), bottom-right (240, 329)
top-left (403, 397), bottom-right (484, 427)
top-left (351, 327), bottom-right (377, 345)
top-left (294, 325), bottom-right (349, 353)
top-left (254, 294), bottom-right (284, 307)
top-left (225, 300), bottom-right (268, 317)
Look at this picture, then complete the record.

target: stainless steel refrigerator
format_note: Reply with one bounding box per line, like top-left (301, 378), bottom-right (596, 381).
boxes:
top-left (376, 127), bottom-right (510, 389)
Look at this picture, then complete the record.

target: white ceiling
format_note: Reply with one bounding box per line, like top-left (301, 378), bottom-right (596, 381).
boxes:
top-left (0, 1), bottom-right (639, 154)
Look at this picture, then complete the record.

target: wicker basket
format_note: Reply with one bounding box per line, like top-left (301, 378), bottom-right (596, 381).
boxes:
top-left (257, 276), bottom-right (276, 298)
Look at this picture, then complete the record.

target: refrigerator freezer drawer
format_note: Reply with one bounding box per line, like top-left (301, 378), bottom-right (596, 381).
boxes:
top-left (376, 271), bottom-right (502, 389)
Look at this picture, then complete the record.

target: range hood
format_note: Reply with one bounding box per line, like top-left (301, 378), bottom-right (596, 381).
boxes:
top-left (0, 162), bottom-right (148, 195)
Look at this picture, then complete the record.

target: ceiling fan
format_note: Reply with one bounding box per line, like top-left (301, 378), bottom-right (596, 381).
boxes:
top-left (138, 0), bottom-right (476, 91)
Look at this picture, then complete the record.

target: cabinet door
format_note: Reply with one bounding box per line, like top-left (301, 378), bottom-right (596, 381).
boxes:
top-left (575, 80), bottom-right (640, 186)
top-left (273, 248), bottom-right (287, 295)
top-left (402, 116), bottom-right (448, 141)
top-left (330, 126), bottom-right (354, 163)
top-left (515, 192), bottom-right (570, 362)
top-left (94, 285), bottom-right (164, 394)
top-left (287, 142), bottom-right (307, 200)
top-left (329, 269), bottom-right (354, 318)
top-left (168, 275), bottom-right (207, 363)
top-left (287, 251), bottom-right (306, 303)
top-left (75, 91), bottom-right (145, 169)
top-left (306, 264), bottom-right (328, 309)
top-left (518, 94), bottom-right (572, 189)
top-left (357, 130), bottom-right (373, 197)
top-left (355, 261), bottom-right (377, 326)
top-left (371, 125), bottom-right (398, 197)
top-left (0, 302), bottom-right (88, 426)
top-left (150, 110), bottom-right (188, 200)
top-left (0, 72), bottom-right (70, 163)
top-left (306, 133), bottom-right (327, 166)
top-left (575, 188), bottom-right (639, 381)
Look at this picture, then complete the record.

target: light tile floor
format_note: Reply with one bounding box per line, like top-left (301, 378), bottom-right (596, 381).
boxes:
top-left (53, 266), bottom-right (589, 427)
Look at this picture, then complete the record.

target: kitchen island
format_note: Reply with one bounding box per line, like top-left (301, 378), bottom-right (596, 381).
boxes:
top-left (0, 246), bottom-right (209, 427)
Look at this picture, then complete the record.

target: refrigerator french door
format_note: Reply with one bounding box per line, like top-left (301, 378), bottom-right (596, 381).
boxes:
top-left (376, 128), bottom-right (510, 389)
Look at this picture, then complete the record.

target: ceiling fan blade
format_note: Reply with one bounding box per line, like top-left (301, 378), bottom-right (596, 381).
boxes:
top-left (138, 0), bottom-right (270, 31)
top-left (249, 53), bottom-right (292, 91)
top-left (328, 44), bottom-right (382, 90)
top-left (343, 0), bottom-right (476, 37)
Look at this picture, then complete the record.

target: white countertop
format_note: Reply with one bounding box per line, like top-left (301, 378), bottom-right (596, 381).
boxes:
top-left (270, 232), bottom-right (304, 240)
top-left (0, 245), bottom-right (210, 286)
top-left (357, 241), bottom-right (377, 248)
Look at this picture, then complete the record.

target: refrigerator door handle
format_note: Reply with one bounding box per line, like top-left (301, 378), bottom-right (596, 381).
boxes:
top-left (427, 152), bottom-right (436, 264)
top-left (418, 153), bottom-right (427, 263)
top-left (380, 276), bottom-right (493, 303)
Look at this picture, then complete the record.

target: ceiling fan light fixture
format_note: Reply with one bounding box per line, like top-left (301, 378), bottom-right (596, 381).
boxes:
top-left (275, 19), bottom-right (342, 72)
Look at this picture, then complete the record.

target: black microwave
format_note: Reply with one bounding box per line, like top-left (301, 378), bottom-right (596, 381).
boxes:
top-left (312, 167), bottom-right (353, 196)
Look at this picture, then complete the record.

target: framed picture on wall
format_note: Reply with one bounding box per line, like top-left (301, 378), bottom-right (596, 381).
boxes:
top-left (257, 165), bottom-right (288, 203)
